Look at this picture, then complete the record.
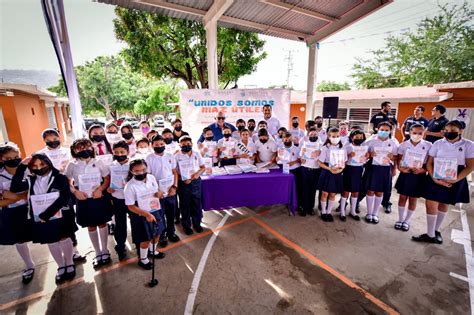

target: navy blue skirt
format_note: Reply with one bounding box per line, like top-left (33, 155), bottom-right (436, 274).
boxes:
top-left (31, 212), bottom-right (78, 244)
top-left (0, 204), bottom-right (32, 245)
top-left (395, 172), bottom-right (427, 198)
top-left (343, 165), bottom-right (364, 193)
top-left (317, 168), bottom-right (343, 193)
top-left (366, 165), bottom-right (391, 193)
top-left (129, 210), bottom-right (165, 244)
top-left (424, 166), bottom-right (470, 205)
top-left (76, 198), bottom-right (113, 228)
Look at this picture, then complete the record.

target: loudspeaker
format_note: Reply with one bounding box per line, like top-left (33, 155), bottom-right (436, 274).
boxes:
top-left (322, 97), bottom-right (339, 119)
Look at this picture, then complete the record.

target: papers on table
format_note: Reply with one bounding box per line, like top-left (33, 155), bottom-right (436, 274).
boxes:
top-left (372, 147), bottom-right (391, 166)
top-left (210, 167), bottom-right (228, 176)
top-left (44, 149), bottom-right (69, 172)
top-left (178, 160), bottom-right (194, 181)
top-left (238, 164), bottom-right (257, 173)
top-left (96, 154), bottom-right (113, 167)
top-left (110, 165), bottom-right (129, 190)
top-left (401, 149), bottom-right (425, 169)
top-left (349, 146), bottom-right (368, 166)
top-left (78, 172), bottom-right (102, 198)
top-left (282, 163), bottom-right (290, 174)
top-left (433, 158), bottom-right (457, 180)
top-left (30, 192), bottom-right (61, 222)
top-left (158, 177), bottom-right (174, 196)
top-left (224, 165), bottom-right (243, 175)
top-left (329, 149), bottom-right (345, 168)
top-left (137, 190), bottom-right (161, 213)
top-left (256, 161), bottom-right (271, 169)
top-left (255, 168), bottom-right (270, 173)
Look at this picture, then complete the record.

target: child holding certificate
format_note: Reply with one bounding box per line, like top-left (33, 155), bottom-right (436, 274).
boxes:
top-left (162, 128), bottom-right (181, 155)
top-left (217, 126), bottom-right (238, 166)
top-left (299, 128), bottom-right (321, 216)
top-left (11, 154), bottom-right (77, 284)
top-left (147, 135), bottom-right (180, 246)
top-left (317, 128), bottom-right (347, 222)
top-left (278, 132), bottom-right (302, 211)
top-left (413, 120), bottom-right (474, 244)
top-left (106, 140), bottom-right (131, 260)
top-left (198, 127), bottom-right (218, 166)
top-left (236, 128), bottom-right (256, 165)
top-left (0, 144), bottom-right (35, 284)
top-left (121, 124), bottom-right (136, 157)
top-left (364, 122), bottom-right (398, 224)
top-left (65, 139), bottom-right (112, 268)
top-left (176, 136), bottom-right (205, 235)
top-left (124, 159), bottom-right (165, 270)
top-left (341, 130), bottom-right (369, 221)
top-left (255, 129), bottom-right (277, 164)
top-left (394, 124), bottom-right (432, 232)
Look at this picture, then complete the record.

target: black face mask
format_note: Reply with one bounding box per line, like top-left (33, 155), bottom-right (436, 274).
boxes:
top-left (223, 134), bottom-right (231, 138)
top-left (31, 167), bottom-right (50, 176)
top-left (77, 149), bottom-right (93, 159)
top-left (181, 145), bottom-right (192, 153)
top-left (91, 135), bottom-right (105, 142)
top-left (134, 173), bottom-right (147, 181)
top-left (248, 126), bottom-right (255, 132)
top-left (444, 132), bottom-right (459, 140)
top-left (284, 141), bottom-right (292, 147)
top-left (174, 126), bottom-right (182, 132)
top-left (113, 155), bottom-right (128, 162)
top-left (154, 146), bottom-right (166, 154)
top-left (122, 133), bottom-right (133, 140)
top-left (316, 123), bottom-right (323, 128)
top-left (352, 139), bottom-right (364, 146)
top-left (164, 138), bottom-right (173, 145)
top-left (309, 136), bottom-right (318, 143)
top-left (46, 140), bottom-right (60, 149)
top-left (292, 122), bottom-right (299, 128)
top-left (238, 126), bottom-right (245, 131)
top-left (4, 158), bottom-right (21, 168)
top-left (260, 138), bottom-right (268, 144)
top-left (205, 136), bottom-right (214, 141)
top-left (0, 161), bottom-right (3, 169)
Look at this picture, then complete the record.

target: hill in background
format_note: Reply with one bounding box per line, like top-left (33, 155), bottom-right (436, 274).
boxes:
top-left (0, 69), bottom-right (60, 90)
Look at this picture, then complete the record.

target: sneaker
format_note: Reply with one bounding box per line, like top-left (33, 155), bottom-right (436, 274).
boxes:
top-left (168, 234), bottom-right (180, 242)
top-left (412, 233), bottom-right (437, 244)
top-left (435, 231), bottom-right (443, 244)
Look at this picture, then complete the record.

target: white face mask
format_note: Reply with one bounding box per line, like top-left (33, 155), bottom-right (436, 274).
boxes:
top-left (330, 137), bottom-right (341, 145)
top-left (410, 134), bottom-right (422, 143)
top-left (137, 148), bottom-right (149, 154)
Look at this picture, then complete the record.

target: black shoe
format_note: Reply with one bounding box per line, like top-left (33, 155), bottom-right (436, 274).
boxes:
top-left (108, 223), bottom-right (115, 235)
top-left (308, 209), bottom-right (316, 216)
top-left (92, 255), bottom-right (102, 268)
top-left (349, 213), bottom-right (360, 221)
top-left (64, 265), bottom-right (76, 280)
top-left (327, 214), bottom-right (334, 222)
top-left (100, 253), bottom-right (112, 265)
top-left (321, 214), bottom-right (327, 222)
top-left (116, 249), bottom-right (127, 261)
top-left (55, 267), bottom-right (66, 284)
top-left (168, 234), bottom-right (180, 242)
top-left (174, 218), bottom-right (181, 224)
top-left (184, 227), bottom-right (194, 235)
top-left (384, 205), bottom-right (392, 214)
top-left (148, 250), bottom-right (166, 259)
top-left (412, 233), bottom-right (437, 244)
top-left (355, 204), bottom-right (360, 214)
top-left (73, 253), bottom-right (87, 263)
top-left (22, 268), bottom-right (35, 284)
top-left (339, 215), bottom-right (346, 222)
top-left (194, 225), bottom-right (204, 233)
top-left (159, 237), bottom-right (168, 248)
top-left (298, 210), bottom-right (307, 217)
top-left (435, 231), bottom-right (443, 244)
top-left (138, 259), bottom-right (153, 270)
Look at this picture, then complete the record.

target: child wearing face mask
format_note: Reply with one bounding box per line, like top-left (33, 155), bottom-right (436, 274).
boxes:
top-left (199, 127), bottom-right (218, 166)
top-left (11, 154), bottom-right (77, 284)
top-left (89, 125), bottom-right (113, 156)
top-left (393, 124), bottom-right (431, 232)
top-left (338, 121), bottom-right (350, 145)
top-left (218, 126), bottom-right (238, 166)
top-left (106, 122), bottom-right (122, 144)
top-left (124, 159), bottom-right (165, 270)
top-left (139, 121), bottom-right (151, 138)
top-left (135, 137), bottom-right (151, 159)
top-left (121, 124), bottom-right (136, 157)
top-left (236, 128), bottom-right (256, 165)
top-left (299, 128), bottom-right (321, 216)
top-left (232, 119), bottom-right (246, 140)
top-left (364, 122), bottom-right (399, 224)
top-left (255, 128), bottom-right (277, 164)
top-left (317, 128), bottom-right (347, 222)
top-left (65, 139), bottom-right (112, 268)
top-left (277, 132), bottom-right (303, 211)
top-left (289, 117), bottom-right (305, 145)
top-left (247, 119), bottom-right (256, 137)
top-left (162, 128), bottom-right (180, 155)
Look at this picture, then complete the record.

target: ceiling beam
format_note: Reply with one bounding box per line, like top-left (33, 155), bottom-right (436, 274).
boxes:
top-left (203, 0), bottom-right (234, 26)
top-left (259, 0), bottom-right (338, 22)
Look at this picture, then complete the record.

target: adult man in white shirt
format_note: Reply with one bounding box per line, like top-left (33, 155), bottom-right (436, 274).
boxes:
top-left (263, 104), bottom-right (281, 137)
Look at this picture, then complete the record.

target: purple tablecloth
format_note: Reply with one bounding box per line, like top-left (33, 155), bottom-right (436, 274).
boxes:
top-left (201, 169), bottom-right (297, 215)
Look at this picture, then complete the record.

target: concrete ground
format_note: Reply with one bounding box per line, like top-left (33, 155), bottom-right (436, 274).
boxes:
top-left (0, 187), bottom-right (472, 314)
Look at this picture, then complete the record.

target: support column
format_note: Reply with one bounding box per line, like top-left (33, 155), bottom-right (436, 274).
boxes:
top-left (306, 42), bottom-right (319, 120)
top-left (205, 20), bottom-right (218, 89)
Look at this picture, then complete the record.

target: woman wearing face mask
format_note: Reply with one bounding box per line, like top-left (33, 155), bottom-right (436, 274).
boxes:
top-left (413, 120), bottom-right (474, 244)
top-left (0, 144), bottom-right (34, 284)
top-left (364, 122), bottom-right (399, 224)
top-left (299, 128), bottom-right (321, 216)
top-left (11, 154), bottom-right (78, 284)
top-left (394, 124), bottom-right (432, 232)
top-left (89, 125), bottom-right (112, 156)
top-left (124, 159), bottom-right (165, 270)
top-left (65, 139), bottom-right (112, 268)
top-left (120, 124), bottom-right (136, 157)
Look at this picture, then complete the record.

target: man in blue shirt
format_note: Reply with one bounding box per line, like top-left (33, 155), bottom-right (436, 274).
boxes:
top-left (401, 105), bottom-right (429, 140)
top-left (198, 111), bottom-right (237, 143)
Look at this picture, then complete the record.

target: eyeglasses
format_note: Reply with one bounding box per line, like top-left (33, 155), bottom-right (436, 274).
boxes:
top-left (217, 117), bottom-right (226, 120)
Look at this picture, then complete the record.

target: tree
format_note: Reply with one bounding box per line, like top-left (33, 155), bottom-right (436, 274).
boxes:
top-left (134, 81), bottom-right (180, 118)
top-left (113, 8), bottom-right (267, 89)
top-left (316, 80), bottom-right (351, 92)
top-left (351, 3), bottom-right (474, 89)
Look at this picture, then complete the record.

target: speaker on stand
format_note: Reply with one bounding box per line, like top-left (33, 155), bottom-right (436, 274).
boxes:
top-left (322, 96), bottom-right (339, 129)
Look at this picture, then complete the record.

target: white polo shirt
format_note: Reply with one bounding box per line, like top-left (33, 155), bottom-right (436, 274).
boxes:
top-left (289, 128), bottom-right (305, 144)
top-left (265, 116), bottom-right (281, 136)
top-left (236, 139), bottom-right (256, 164)
top-left (318, 144), bottom-right (348, 164)
top-left (217, 137), bottom-right (237, 159)
top-left (175, 151), bottom-right (204, 179)
top-left (124, 174), bottom-right (159, 206)
top-left (398, 139), bottom-right (432, 164)
top-left (429, 138), bottom-right (474, 166)
top-left (255, 139), bottom-right (278, 163)
top-left (146, 152), bottom-right (176, 181)
top-left (65, 157), bottom-right (110, 185)
top-left (165, 141), bottom-right (180, 155)
top-left (37, 146), bottom-right (71, 173)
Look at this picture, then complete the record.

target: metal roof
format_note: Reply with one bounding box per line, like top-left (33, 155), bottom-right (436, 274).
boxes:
top-left (96, 0), bottom-right (392, 43)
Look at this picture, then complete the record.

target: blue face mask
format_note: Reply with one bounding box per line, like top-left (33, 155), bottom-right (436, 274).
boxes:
top-left (378, 130), bottom-right (390, 139)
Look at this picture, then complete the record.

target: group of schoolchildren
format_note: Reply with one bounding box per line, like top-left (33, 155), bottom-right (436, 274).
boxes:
top-left (0, 110), bottom-right (472, 287)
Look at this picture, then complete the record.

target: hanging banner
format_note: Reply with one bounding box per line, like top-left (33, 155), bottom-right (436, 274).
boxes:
top-left (179, 89), bottom-right (290, 141)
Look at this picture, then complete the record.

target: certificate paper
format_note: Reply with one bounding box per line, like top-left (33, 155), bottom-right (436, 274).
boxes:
top-left (220, 141), bottom-right (236, 159)
top-left (158, 177), bottom-right (174, 195)
top-left (44, 149), bottom-right (69, 172)
top-left (137, 190), bottom-right (161, 213)
top-left (96, 154), bottom-right (113, 167)
top-left (110, 165), bottom-right (129, 190)
top-left (372, 147), bottom-right (391, 166)
top-left (30, 192), bottom-right (61, 222)
top-left (277, 148), bottom-right (291, 164)
top-left (349, 146), bottom-right (368, 166)
top-left (329, 149), bottom-right (345, 168)
top-left (433, 158), bottom-right (457, 180)
top-left (179, 160), bottom-right (194, 181)
top-left (402, 149), bottom-right (425, 169)
top-left (202, 142), bottom-right (218, 158)
top-left (203, 157), bottom-right (213, 175)
top-left (78, 172), bottom-right (102, 198)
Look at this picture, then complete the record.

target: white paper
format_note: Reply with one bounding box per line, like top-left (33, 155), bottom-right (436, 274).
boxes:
top-left (110, 165), bottom-right (129, 190)
top-left (277, 148), bottom-right (291, 164)
top-left (44, 150), bottom-right (69, 172)
top-left (179, 160), bottom-right (194, 181)
top-left (158, 177), bottom-right (174, 195)
top-left (78, 172), bottom-right (102, 198)
top-left (349, 146), bottom-right (368, 166)
top-left (372, 147), bottom-right (391, 166)
top-left (433, 158), bottom-right (458, 180)
top-left (137, 190), bottom-right (161, 213)
top-left (211, 167), bottom-right (228, 176)
top-left (329, 149), bottom-right (346, 168)
top-left (220, 141), bottom-right (236, 159)
top-left (30, 192), bottom-right (61, 222)
top-left (282, 163), bottom-right (290, 174)
top-left (202, 142), bottom-right (218, 158)
top-left (402, 149), bottom-right (426, 169)
top-left (96, 154), bottom-right (113, 167)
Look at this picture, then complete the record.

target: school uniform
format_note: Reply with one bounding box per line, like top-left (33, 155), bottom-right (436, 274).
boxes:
top-left (231, 130), bottom-right (241, 141)
top-left (236, 139), bottom-right (256, 165)
top-left (175, 151), bottom-right (204, 230)
top-left (125, 140), bottom-right (137, 157)
top-left (165, 141), bottom-right (180, 155)
top-left (265, 116), bottom-right (281, 136)
top-left (279, 144), bottom-right (303, 208)
top-left (402, 116), bottom-right (429, 140)
top-left (11, 165), bottom-right (77, 244)
top-left (299, 140), bottom-right (321, 214)
top-left (37, 146), bottom-right (71, 173)
top-left (289, 128), bottom-right (305, 145)
top-left (424, 138), bottom-right (473, 205)
top-left (365, 137), bottom-right (398, 193)
top-left (218, 137), bottom-right (237, 166)
top-left (65, 158), bottom-right (112, 227)
top-left (92, 141), bottom-right (111, 155)
top-left (0, 169), bottom-right (31, 245)
top-left (317, 144), bottom-right (347, 193)
top-left (343, 143), bottom-right (368, 193)
top-left (255, 139), bottom-right (278, 163)
top-left (252, 132), bottom-right (274, 144)
top-left (108, 160), bottom-right (130, 254)
top-left (146, 152), bottom-right (177, 240)
top-left (395, 139), bottom-right (432, 197)
top-left (124, 175), bottom-right (164, 244)
top-left (134, 148), bottom-right (152, 161)
top-left (200, 140), bottom-right (218, 166)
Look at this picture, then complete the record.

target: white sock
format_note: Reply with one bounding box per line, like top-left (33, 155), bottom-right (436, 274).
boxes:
top-left (373, 196), bottom-right (383, 217)
top-left (139, 247), bottom-right (149, 264)
top-left (111, 215), bottom-right (116, 225)
top-left (404, 209), bottom-right (415, 223)
top-left (427, 214), bottom-right (437, 237)
top-left (148, 242), bottom-right (159, 254)
top-left (48, 242), bottom-right (65, 268)
top-left (15, 243), bottom-right (35, 270)
top-left (340, 197), bottom-right (347, 216)
top-left (321, 201), bottom-right (327, 214)
top-left (366, 195), bottom-right (375, 216)
top-left (327, 200), bottom-right (334, 215)
top-left (350, 197), bottom-right (358, 216)
top-left (59, 238), bottom-right (74, 266)
top-left (435, 212), bottom-right (447, 232)
top-left (398, 206), bottom-right (406, 222)
top-left (99, 226), bottom-right (109, 255)
top-left (88, 230), bottom-right (101, 256)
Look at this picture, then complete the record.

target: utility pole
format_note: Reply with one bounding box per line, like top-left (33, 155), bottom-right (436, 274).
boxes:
top-left (284, 50), bottom-right (293, 88)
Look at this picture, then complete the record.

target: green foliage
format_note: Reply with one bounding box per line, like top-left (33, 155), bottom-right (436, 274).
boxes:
top-left (113, 8), bottom-right (267, 89)
top-left (134, 81), bottom-right (180, 117)
top-left (351, 3), bottom-right (474, 89)
top-left (316, 80), bottom-right (351, 92)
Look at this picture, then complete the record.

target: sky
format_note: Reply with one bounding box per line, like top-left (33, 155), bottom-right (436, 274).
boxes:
top-left (0, 0), bottom-right (469, 90)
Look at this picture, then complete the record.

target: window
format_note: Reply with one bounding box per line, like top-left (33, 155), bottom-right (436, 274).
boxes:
top-left (46, 106), bottom-right (57, 129)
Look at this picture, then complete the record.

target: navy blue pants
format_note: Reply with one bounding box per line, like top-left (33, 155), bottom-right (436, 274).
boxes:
top-left (178, 178), bottom-right (203, 229)
top-left (290, 167), bottom-right (303, 210)
top-left (111, 197), bottom-right (128, 253)
top-left (300, 167), bottom-right (320, 214)
top-left (159, 195), bottom-right (177, 238)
